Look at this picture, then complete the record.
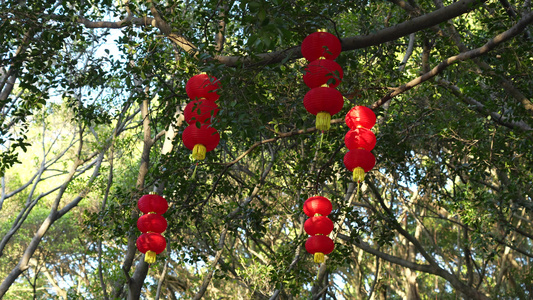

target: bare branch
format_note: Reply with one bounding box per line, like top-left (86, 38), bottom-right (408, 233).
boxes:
top-left (399, 33), bottom-right (416, 72)
top-left (192, 225), bottom-right (229, 300)
top-left (0, 142), bottom-right (107, 297)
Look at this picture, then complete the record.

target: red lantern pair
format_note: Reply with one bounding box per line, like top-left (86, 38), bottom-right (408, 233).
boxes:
top-left (182, 74), bottom-right (221, 160)
top-left (136, 194), bottom-right (168, 263)
top-left (301, 31), bottom-right (344, 131)
top-left (344, 106), bottom-right (377, 181)
top-left (303, 196), bottom-right (335, 263)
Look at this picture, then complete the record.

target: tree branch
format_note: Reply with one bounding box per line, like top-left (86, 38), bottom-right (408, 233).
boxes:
top-left (366, 180), bottom-right (439, 268)
top-left (370, 11), bottom-right (533, 110)
top-left (192, 225), bottom-right (229, 300)
top-left (73, 0), bottom-right (485, 67)
top-left (213, 0), bottom-right (486, 66)
top-left (437, 78), bottom-right (532, 132)
top-left (338, 234), bottom-right (437, 274)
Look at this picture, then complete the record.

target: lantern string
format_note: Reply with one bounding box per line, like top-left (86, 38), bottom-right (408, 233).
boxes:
top-left (318, 130), bottom-right (324, 149)
top-left (357, 180), bottom-right (361, 201)
top-left (191, 163), bottom-right (199, 180)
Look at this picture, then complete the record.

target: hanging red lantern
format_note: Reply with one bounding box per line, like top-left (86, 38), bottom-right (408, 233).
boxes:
top-left (344, 149), bottom-right (376, 182)
top-left (304, 216), bottom-right (334, 236)
top-left (136, 232), bottom-right (167, 264)
top-left (345, 106), bottom-right (376, 129)
top-left (303, 87), bottom-right (344, 131)
top-left (185, 73), bottom-right (221, 102)
top-left (303, 59), bottom-right (343, 88)
top-left (138, 194), bottom-right (169, 215)
top-left (303, 196), bottom-right (334, 263)
top-left (182, 124), bottom-right (220, 160)
top-left (303, 196), bottom-right (332, 217)
top-left (137, 214), bottom-right (168, 234)
top-left (301, 32), bottom-right (342, 62)
top-left (184, 98), bottom-right (219, 125)
top-left (305, 235), bottom-right (335, 263)
top-left (345, 128), bottom-right (376, 151)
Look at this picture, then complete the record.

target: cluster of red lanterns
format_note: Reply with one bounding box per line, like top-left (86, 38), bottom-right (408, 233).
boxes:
top-left (182, 73), bottom-right (221, 160)
top-left (303, 196), bottom-right (335, 263)
top-left (301, 31), bottom-right (344, 131)
top-left (136, 193), bottom-right (168, 263)
top-left (344, 106), bottom-right (377, 182)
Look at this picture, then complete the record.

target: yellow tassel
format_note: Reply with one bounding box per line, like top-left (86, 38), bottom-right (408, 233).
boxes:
top-left (192, 144), bottom-right (206, 160)
top-left (316, 112), bottom-right (331, 131)
top-left (353, 167), bottom-right (365, 182)
top-left (144, 250), bottom-right (156, 264)
top-left (314, 252), bottom-right (325, 263)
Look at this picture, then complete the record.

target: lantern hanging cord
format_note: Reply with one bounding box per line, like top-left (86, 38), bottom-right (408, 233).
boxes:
top-left (191, 163), bottom-right (199, 180)
top-left (356, 180), bottom-right (361, 202)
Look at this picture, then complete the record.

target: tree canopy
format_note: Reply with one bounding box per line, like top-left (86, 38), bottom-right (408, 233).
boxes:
top-left (1, 0), bottom-right (533, 299)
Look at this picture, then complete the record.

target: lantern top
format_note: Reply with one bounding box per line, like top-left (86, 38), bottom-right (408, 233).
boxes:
top-left (301, 32), bottom-right (342, 62)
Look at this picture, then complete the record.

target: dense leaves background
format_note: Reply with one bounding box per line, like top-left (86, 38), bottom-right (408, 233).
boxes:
top-left (1, 0), bottom-right (532, 299)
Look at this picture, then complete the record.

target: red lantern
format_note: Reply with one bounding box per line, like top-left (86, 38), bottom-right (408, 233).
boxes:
top-left (345, 106), bottom-right (376, 129)
top-left (344, 149), bottom-right (376, 182)
top-left (136, 232), bottom-right (167, 263)
top-left (303, 87), bottom-right (344, 131)
top-left (305, 235), bottom-right (335, 263)
top-left (304, 216), bottom-right (334, 236)
top-left (303, 196), bottom-right (332, 217)
top-left (303, 59), bottom-right (343, 88)
top-left (182, 124), bottom-right (220, 160)
top-left (303, 196), bottom-right (334, 263)
top-left (184, 98), bottom-right (219, 125)
top-left (301, 32), bottom-right (342, 62)
top-left (137, 214), bottom-right (168, 234)
top-left (185, 74), bottom-right (221, 102)
top-left (345, 128), bottom-right (376, 151)
top-left (138, 194), bottom-right (168, 215)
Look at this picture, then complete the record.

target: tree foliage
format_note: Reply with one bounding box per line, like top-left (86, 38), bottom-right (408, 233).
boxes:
top-left (1, 0), bottom-right (533, 299)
